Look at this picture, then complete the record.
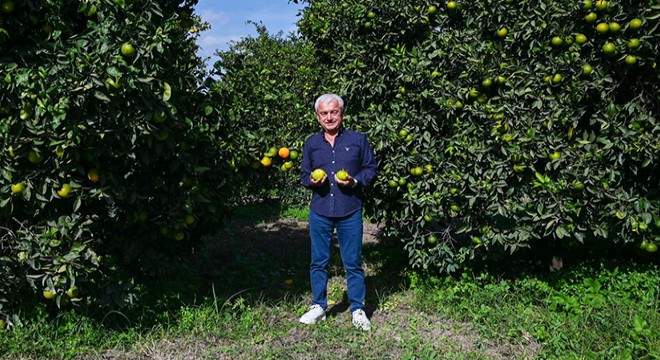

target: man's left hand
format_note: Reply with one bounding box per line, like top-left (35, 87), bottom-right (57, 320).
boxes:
top-left (335, 174), bottom-right (357, 188)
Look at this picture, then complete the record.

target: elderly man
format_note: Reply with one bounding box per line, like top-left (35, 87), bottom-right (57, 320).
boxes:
top-left (299, 93), bottom-right (378, 331)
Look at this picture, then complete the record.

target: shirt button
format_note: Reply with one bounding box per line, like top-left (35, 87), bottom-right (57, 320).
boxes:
top-left (330, 194), bottom-right (334, 197)
top-left (332, 161), bottom-right (335, 164)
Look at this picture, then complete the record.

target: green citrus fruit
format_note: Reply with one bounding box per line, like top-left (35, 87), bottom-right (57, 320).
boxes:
top-left (595, 22), bottom-right (609, 34)
top-left (548, 151), bottom-right (561, 161)
top-left (66, 286), bottom-right (79, 298)
top-left (43, 290), bottom-right (56, 300)
top-left (551, 36), bottom-right (564, 47)
top-left (312, 168), bottom-right (326, 180)
top-left (629, 18), bottom-right (642, 30)
top-left (27, 150), bottom-right (43, 164)
top-left (336, 169), bottom-right (349, 181)
top-left (627, 38), bottom-right (641, 50)
top-left (120, 42), bottom-right (136, 57)
top-left (1, 0), bottom-right (15, 13)
top-left (584, 12), bottom-right (597, 23)
top-left (608, 22), bottom-right (621, 33)
top-left (602, 42), bottom-right (616, 56)
top-left (575, 33), bottom-right (588, 44)
top-left (289, 150), bottom-right (299, 160)
top-left (11, 182), bottom-right (25, 194)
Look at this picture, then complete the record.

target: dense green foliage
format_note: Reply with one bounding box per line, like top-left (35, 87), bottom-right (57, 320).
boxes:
top-left (210, 25), bottom-right (331, 207)
top-left (295, 0), bottom-right (660, 271)
top-left (0, 0), bottom-right (228, 323)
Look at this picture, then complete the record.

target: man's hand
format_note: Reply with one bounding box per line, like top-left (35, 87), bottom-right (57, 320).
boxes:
top-left (310, 174), bottom-right (327, 186)
top-left (335, 173), bottom-right (357, 188)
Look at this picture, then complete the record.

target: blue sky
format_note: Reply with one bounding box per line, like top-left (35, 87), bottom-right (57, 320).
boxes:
top-left (195, 0), bottom-right (305, 66)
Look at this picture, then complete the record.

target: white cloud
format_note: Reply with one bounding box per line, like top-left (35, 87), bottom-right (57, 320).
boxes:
top-left (198, 9), bottom-right (231, 27)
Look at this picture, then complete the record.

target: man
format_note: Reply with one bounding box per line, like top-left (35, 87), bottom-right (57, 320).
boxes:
top-left (299, 93), bottom-right (378, 331)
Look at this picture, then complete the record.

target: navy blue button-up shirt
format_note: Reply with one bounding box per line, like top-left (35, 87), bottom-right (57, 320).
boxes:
top-left (301, 128), bottom-right (378, 218)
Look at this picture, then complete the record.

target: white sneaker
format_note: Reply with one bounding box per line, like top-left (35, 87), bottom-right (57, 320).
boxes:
top-left (352, 309), bottom-right (371, 331)
top-left (299, 304), bottom-right (326, 324)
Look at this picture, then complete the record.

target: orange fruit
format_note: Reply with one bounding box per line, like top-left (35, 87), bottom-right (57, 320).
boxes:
top-left (278, 147), bottom-right (290, 158)
top-left (260, 156), bottom-right (272, 167)
top-left (87, 169), bottom-right (100, 183)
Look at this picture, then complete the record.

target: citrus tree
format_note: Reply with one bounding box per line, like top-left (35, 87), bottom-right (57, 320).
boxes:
top-left (0, 0), bottom-right (229, 324)
top-left (296, 0), bottom-right (659, 271)
top-left (210, 24), bottom-right (331, 206)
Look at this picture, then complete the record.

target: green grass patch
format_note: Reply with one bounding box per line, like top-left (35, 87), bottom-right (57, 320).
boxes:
top-left (412, 263), bottom-right (660, 359)
top-left (1, 209), bottom-right (658, 359)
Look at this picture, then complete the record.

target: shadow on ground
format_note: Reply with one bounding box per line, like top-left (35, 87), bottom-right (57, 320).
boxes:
top-left (108, 201), bottom-right (408, 329)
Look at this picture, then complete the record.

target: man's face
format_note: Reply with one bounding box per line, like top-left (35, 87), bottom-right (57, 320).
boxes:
top-left (316, 100), bottom-right (343, 133)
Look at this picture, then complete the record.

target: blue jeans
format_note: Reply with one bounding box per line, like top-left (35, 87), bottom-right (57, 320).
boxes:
top-left (309, 209), bottom-right (365, 313)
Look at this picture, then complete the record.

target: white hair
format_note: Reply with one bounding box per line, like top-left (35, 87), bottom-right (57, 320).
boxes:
top-left (314, 94), bottom-right (344, 112)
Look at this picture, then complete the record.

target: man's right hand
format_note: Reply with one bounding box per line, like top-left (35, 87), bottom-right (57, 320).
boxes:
top-left (310, 174), bottom-right (327, 186)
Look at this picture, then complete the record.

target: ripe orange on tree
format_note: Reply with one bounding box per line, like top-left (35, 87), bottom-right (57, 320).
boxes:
top-left (278, 147), bottom-right (290, 158)
top-left (87, 169), bottom-right (100, 183)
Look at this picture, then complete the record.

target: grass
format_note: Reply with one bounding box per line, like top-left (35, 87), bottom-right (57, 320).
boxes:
top-left (1, 204), bottom-right (659, 359)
